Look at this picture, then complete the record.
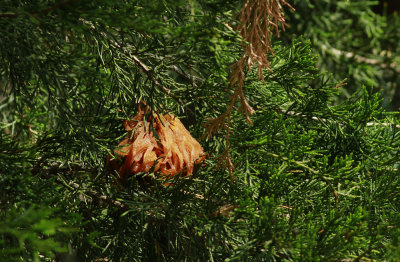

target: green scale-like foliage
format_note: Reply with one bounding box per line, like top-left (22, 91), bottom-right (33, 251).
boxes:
top-left (0, 0), bottom-right (400, 261)
top-left (229, 42), bottom-right (400, 260)
top-left (285, 0), bottom-right (400, 109)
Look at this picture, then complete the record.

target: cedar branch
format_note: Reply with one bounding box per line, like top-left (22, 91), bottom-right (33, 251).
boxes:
top-left (79, 18), bottom-right (184, 106)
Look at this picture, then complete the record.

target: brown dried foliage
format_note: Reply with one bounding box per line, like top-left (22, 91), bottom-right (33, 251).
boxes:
top-left (107, 105), bottom-right (206, 183)
top-left (235, 0), bottom-right (294, 82)
top-left (204, 0), bottom-right (294, 177)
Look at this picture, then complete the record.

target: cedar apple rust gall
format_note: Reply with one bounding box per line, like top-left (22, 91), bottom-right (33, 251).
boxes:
top-left (106, 104), bottom-right (206, 183)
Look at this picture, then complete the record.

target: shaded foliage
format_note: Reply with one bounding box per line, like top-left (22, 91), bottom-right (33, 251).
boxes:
top-left (0, 0), bottom-right (400, 261)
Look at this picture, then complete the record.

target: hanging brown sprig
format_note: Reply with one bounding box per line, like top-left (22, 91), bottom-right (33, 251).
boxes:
top-left (205, 0), bottom-right (294, 178)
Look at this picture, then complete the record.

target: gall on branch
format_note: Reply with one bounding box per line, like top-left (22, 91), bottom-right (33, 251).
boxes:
top-left (106, 104), bottom-right (206, 184)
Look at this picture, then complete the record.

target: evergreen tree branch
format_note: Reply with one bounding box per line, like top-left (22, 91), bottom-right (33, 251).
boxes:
top-left (129, 54), bottom-right (183, 104)
top-left (204, 0), bottom-right (295, 178)
top-left (33, 163), bottom-right (128, 211)
top-left (78, 18), bottom-right (185, 106)
top-left (170, 65), bottom-right (203, 87)
top-left (277, 108), bottom-right (400, 129)
top-left (320, 44), bottom-right (400, 73)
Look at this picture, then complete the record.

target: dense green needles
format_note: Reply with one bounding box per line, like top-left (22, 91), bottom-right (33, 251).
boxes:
top-left (0, 0), bottom-right (399, 261)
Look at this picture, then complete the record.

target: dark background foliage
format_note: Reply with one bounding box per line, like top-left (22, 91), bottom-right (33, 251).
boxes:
top-left (0, 0), bottom-right (399, 261)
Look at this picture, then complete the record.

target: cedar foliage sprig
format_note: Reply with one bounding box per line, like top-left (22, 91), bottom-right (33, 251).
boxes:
top-left (205, 0), bottom-right (294, 178)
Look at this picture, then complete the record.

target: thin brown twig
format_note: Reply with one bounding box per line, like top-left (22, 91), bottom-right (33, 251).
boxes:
top-left (71, 182), bottom-right (127, 211)
top-left (32, 163), bottom-right (127, 211)
top-left (205, 0), bottom-right (295, 133)
top-left (319, 43), bottom-right (400, 73)
top-left (78, 18), bottom-right (185, 106)
top-left (2, 4), bottom-right (184, 105)
top-left (276, 108), bottom-right (400, 129)
top-left (170, 65), bottom-right (202, 87)
top-left (204, 0), bottom-right (295, 178)
top-left (130, 54), bottom-right (182, 102)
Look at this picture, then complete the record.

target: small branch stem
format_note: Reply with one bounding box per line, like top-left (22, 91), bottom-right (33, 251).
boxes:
top-left (79, 18), bottom-right (184, 105)
top-left (319, 43), bottom-right (400, 73)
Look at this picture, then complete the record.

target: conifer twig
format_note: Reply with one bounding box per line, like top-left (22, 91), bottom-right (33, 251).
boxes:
top-left (33, 163), bottom-right (127, 211)
top-left (276, 108), bottom-right (400, 129)
top-left (129, 54), bottom-right (183, 104)
top-left (78, 18), bottom-right (184, 106)
top-left (204, 0), bottom-right (295, 178)
top-left (319, 43), bottom-right (400, 73)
